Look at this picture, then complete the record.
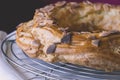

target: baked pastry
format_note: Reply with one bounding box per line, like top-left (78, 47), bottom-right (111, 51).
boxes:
top-left (16, 1), bottom-right (120, 72)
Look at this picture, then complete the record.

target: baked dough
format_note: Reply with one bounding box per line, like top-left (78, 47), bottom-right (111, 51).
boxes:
top-left (16, 1), bottom-right (120, 72)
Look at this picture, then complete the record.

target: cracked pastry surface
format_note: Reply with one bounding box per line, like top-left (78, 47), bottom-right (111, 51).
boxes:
top-left (16, 1), bottom-right (120, 72)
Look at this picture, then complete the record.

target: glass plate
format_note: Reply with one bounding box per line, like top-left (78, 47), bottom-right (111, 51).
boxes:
top-left (1, 31), bottom-right (120, 80)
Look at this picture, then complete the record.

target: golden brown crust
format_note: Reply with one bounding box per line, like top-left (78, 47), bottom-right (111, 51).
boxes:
top-left (16, 1), bottom-right (120, 72)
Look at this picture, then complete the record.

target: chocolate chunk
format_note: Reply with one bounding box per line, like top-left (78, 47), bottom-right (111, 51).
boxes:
top-left (46, 44), bottom-right (56, 54)
top-left (91, 39), bottom-right (100, 47)
top-left (61, 33), bottom-right (72, 43)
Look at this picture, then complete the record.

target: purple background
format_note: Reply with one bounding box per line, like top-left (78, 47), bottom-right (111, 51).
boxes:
top-left (50, 0), bottom-right (120, 5)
